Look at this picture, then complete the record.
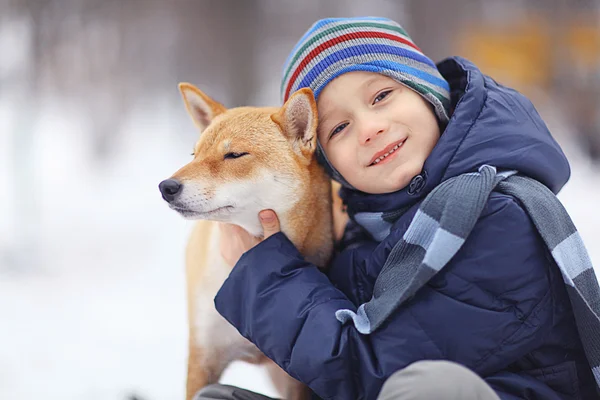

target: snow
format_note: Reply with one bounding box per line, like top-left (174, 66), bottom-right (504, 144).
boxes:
top-left (0, 99), bottom-right (599, 400)
top-left (0, 101), bottom-right (280, 400)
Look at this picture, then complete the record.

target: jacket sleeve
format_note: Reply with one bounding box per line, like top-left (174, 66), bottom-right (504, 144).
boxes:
top-left (328, 219), bottom-right (380, 304)
top-left (214, 194), bottom-right (555, 400)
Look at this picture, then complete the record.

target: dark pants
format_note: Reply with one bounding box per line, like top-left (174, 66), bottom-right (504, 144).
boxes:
top-left (193, 360), bottom-right (500, 399)
top-left (193, 384), bottom-right (277, 400)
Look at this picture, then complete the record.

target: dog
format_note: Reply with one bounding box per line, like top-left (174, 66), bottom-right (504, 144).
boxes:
top-left (159, 84), bottom-right (346, 400)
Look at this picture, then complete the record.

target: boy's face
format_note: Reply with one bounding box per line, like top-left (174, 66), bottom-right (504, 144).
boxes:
top-left (317, 71), bottom-right (441, 194)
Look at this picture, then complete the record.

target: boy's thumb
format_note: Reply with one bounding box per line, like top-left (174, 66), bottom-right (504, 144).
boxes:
top-left (259, 209), bottom-right (280, 238)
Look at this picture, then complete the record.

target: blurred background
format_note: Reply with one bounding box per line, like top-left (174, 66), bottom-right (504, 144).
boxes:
top-left (1, 0), bottom-right (599, 399)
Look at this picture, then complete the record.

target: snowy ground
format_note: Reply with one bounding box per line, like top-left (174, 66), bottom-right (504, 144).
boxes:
top-left (0, 99), bottom-right (599, 400)
top-left (0, 100), bottom-right (281, 400)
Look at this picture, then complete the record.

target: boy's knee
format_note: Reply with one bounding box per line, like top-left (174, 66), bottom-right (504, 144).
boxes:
top-left (377, 360), bottom-right (500, 400)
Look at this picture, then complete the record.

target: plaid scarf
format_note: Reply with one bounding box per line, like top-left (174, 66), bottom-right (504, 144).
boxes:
top-left (336, 165), bottom-right (600, 389)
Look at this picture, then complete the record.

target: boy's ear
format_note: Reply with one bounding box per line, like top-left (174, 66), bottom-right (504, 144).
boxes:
top-left (270, 88), bottom-right (319, 157)
top-left (178, 83), bottom-right (227, 132)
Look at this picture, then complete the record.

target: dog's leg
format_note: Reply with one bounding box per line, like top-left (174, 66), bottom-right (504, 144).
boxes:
top-left (187, 331), bottom-right (266, 400)
top-left (186, 341), bottom-right (229, 400)
top-left (186, 221), bottom-right (231, 399)
top-left (186, 341), bottom-right (210, 400)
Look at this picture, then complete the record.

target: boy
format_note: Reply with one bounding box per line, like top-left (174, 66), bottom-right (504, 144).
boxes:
top-left (196, 17), bottom-right (600, 399)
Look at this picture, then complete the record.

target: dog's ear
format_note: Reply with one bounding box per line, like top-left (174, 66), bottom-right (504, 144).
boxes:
top-left (178, 83), bottom-right (227, 132)
top-left (271, 88), bottom-right (318, 157)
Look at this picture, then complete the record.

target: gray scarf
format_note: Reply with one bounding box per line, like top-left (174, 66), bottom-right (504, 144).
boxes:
top-left (336, 165), bottom-right (600, 389)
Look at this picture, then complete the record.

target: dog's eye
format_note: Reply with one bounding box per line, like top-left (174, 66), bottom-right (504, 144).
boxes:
top-left (224, 152), bottom-right (249, 160)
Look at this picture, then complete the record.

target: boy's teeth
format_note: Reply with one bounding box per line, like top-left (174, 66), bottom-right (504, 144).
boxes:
top-left (372, 142), bottom-right (402, 164)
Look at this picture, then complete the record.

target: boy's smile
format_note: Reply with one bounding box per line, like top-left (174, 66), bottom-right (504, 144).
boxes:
top-left (317, 71), bottom-right (441, 194)
top-left (368, 139), bottom-right (406, 166)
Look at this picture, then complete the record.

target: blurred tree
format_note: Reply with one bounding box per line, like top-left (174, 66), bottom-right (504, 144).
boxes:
top-left (2, 0), bottom-right (46, 269)
top-left (171, 0), bottom-right (260, 107)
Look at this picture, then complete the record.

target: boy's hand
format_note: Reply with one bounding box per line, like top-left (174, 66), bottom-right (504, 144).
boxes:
top-left (218, 210), bottom-right (281, 266)
top-left (258, 209), bottom-right (281, 239)
top-left (219, 223), bottom-right (260, 267)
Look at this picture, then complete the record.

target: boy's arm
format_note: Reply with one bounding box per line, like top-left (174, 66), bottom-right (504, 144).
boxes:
top-left (328, 209), bottom-right (418, 302)
top-left (215, 194), bottom-right (554, 399)
top-left (215, 232), bottom-right (389, 399)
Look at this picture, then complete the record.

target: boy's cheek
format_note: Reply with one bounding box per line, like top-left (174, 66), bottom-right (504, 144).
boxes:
top-left (329, 151), bottom-right (354, 174)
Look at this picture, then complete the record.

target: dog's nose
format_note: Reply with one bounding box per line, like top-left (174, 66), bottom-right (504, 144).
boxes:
top-left (159, 179), bottom-right (182, 202)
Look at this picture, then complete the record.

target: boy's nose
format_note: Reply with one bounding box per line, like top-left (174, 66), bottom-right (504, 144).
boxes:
top-left (159, 179), bottom-right (182, 202)
top-left (360, 128), bottom-right (385, 145)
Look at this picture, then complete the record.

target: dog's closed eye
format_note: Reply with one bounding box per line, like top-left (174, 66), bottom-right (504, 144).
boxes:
top-left (224, 152), bottom-right (249, 160)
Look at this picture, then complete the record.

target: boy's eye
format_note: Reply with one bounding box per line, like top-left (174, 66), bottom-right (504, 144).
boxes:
top-left (329, 122), bottom-right (349, 139)
top-left (373, 90), bottom-right (392, 105)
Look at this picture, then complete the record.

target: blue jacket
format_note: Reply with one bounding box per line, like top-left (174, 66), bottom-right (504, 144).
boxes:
top-left (214, 57), bottom-right (599, 400)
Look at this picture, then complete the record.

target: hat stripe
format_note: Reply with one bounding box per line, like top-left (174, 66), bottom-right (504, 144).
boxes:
top-left (284, 18), bottom-right (414, 83)
top-left (287, 38), bottom-right (443, 92)
top-left (282, 21), bottom-right (414, 88)
top-left (284, 33), bottom-right (429, 101)
top-left (282, 25), bottom-right (418, 92)
top-left (284, 18), bottom-right (406, 68)
top-left (397, 78), bottom-right (451, 109)
top-left (287, 43), bottom-right (440, 101)
top-left (301, 53), bottom-right (449, 94)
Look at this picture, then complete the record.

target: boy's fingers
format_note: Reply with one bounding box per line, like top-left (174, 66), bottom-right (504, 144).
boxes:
top-left (259, 209), bottom-right (280, 238)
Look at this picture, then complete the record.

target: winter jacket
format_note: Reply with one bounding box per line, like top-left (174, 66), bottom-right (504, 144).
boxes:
top-left (214, 57), bottom-right (600, 400)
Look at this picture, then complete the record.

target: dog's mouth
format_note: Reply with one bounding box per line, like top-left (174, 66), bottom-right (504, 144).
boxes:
top-left (169, 204), bottom-right (235, 218)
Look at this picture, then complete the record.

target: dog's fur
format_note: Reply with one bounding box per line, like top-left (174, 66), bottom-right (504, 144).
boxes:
top-left (160, 84), bottom-right (342, 400)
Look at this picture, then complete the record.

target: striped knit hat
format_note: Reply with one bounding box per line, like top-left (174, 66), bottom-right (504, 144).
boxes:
top-left (281, 17), bottom-right (451, 188)
top-left (281, 17), bottom-right (450, 121)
